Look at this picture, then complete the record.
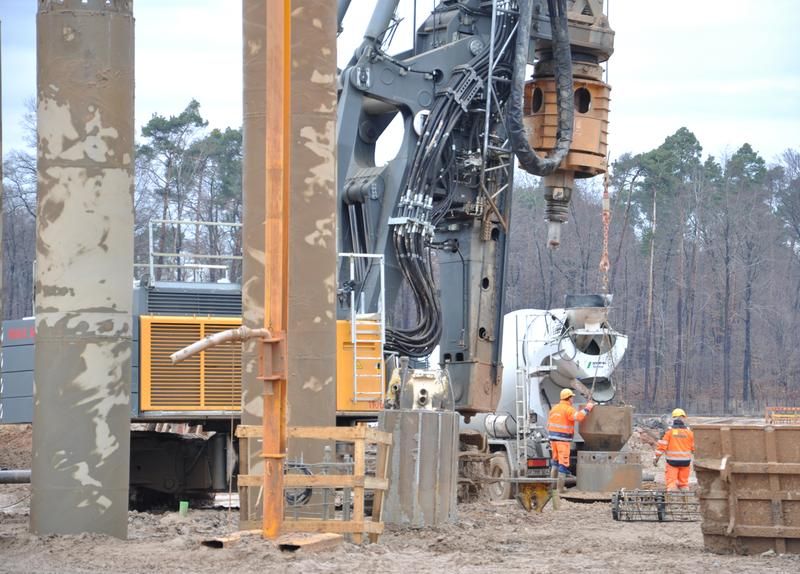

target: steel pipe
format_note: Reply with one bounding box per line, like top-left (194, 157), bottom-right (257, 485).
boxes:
top-left (170, 326), bottom-right (271, 364)
top-left (0, 470), bottom-right (31, 484)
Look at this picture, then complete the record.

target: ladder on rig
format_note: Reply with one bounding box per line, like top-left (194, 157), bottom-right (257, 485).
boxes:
top-left (514, 366), bottom-right (530, 472)
top-left (513, 312), bottom-right (543, 473)
top-left (340, 253), bottom-right (386, 405)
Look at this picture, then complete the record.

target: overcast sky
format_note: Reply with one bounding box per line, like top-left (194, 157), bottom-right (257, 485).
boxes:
top-left (1, 0), bottom-right (799, 163)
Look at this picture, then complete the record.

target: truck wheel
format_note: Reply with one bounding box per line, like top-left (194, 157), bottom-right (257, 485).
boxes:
top-left (487, 454), bottom-right (512, 501)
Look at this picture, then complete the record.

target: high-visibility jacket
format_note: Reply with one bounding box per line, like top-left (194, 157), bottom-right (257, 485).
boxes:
top-left (656, 425), bottom-right (695, 467)
top-left (547, 400), bottom-right (590, 441)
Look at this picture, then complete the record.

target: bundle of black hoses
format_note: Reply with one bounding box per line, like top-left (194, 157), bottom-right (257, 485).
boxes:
top-left (508, 0), bottom-right (574, 176)
top-left (385, 5), bottom-right (516, 357)
top-left (387, 0), bottom-right (572, 356)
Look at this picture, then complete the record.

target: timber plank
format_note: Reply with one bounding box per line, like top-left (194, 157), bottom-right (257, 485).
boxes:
top-left (282, 519), bottom-right (383, 535)
top-left (703, 523), bottom-right (800, 539)
top-left (277, 532), bottom-right (343, 553)
top-left (352, 438), bottom-right (366, 544)
top-left (201, 529), bottom-right (261, 549)
top-left (364, 428), bottom-right (393, 445)
top-left (703, 490), bottom-right (800, 501)
top-left (694, 461), bottom-right (800, 474)
top-left (283, 474), bottom-right (388, 490)
top-left (235, 425), bottom-right (263, 438)
top-left (238, 474), bottom-right (262, 487)
top-left (369, 441), bottom-right (391, 543)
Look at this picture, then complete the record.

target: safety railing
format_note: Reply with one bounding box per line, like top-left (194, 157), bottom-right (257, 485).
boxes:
top-left (135, 219), bottom-right (242, 284)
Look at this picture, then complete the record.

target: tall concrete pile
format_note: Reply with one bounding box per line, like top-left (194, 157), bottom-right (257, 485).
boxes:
top-left (31, 0), bottom-right (134, 538)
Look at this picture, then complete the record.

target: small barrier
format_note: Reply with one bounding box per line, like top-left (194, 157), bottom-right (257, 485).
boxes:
top-left (765, 406), bottom-right (800, 425)
top-left (610, 489), bottom-right (700, 522)
top-left (694, 422), bottom-right (800, 554)
top-left (236, 424), bottom-right (392, 544)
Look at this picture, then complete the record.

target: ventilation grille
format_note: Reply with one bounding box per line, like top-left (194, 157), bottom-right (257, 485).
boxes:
top-left (141, 316), bottom-right (242, 411)
top-left (147, 288), bottom-right (242, 316)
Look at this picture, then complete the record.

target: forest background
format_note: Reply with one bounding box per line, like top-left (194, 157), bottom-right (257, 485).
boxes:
top-left (4, 100), bottom-right (799, 414)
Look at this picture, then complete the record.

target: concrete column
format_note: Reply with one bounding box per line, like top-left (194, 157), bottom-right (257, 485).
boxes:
top-left (240, 0), bottom-right (267, 527)
top-left (1, 21), bottom-right (4, 329)
top-left (286, 0), bottom-right (338, 474)
top-left (31, 0), bottom-right (134, 538)
top-left (240, 0), bottom-right (337, 528)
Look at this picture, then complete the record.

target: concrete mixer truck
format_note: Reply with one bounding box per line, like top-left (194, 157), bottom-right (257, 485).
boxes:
top-left (460, 294), bottom-right (631, 501)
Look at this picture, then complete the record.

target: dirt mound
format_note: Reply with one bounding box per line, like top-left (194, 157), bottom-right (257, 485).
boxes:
top-left (625, 427), bottom-right (659, 454)
top-left (0, 424), bottom-right (32, 469)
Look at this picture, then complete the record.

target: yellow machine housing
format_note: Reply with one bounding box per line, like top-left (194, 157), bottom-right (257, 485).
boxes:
top-left (140, 315), bottom-right (384, 415)
top-left (336, 319), bottom-right (384, 412)
top-left (140, 315), bottom-right (242, 411)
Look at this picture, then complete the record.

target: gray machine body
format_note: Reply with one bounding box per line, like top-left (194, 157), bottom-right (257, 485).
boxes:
top-left (336, 0), bottom-right (594, 417)
top-left (3, 283), bottom-right (242, 506)
top-left (337, 0), bottom-right (518, 417)
top-left (0, 282), bottom-right (241, 425)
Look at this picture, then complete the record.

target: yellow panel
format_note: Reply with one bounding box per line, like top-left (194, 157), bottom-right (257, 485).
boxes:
top-left (140, 316), bottom-right (242, 411)
top-left (336, 319), bottom-right (384, 412)
top-left (142, 316), bottom-right (384, 413)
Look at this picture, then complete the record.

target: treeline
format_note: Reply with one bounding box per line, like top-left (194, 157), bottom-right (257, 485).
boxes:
top-left (2, 100), bottom-right (243, 321)
top-left (134, 100), bottom-right (243, 283)
top-left (506, 128), bottom-right (800, 413)
top-left (3, 101), bottom-right (799, 413)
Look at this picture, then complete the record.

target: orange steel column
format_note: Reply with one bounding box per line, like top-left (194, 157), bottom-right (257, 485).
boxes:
top-left (261, 0), bottom-right (290, 540)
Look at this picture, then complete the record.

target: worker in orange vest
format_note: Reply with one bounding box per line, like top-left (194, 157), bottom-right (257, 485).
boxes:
top-left (548, 388), bottom-right (594, 476)
top-left (654, 408), bottom-right (695, 490)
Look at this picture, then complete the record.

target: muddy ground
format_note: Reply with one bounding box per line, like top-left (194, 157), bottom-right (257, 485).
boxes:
top-left (3, 424), bottom-right (799, 573)
top-left (3, 492), bottom-right (799, 574)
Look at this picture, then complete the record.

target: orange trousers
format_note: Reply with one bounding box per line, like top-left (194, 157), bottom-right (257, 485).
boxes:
top-left (665, 463), bottom-right (690, 490)
top-left (550, 441), bottom-right (571, 468)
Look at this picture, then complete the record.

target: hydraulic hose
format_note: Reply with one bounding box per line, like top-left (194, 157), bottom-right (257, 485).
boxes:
top-left (363, 0), bottom-right (400, 43)
top-left (337, 0), bottom-right (352, 34)
top-left (508, 0), bottom-right (574, 176)
top-left (385, 5), bottom-right (517, 357)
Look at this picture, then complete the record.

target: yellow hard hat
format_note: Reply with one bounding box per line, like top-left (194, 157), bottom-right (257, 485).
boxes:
top-left (560, 388), bottom-right (575, 400)
top-left (672, 408), bottom-right (687, 418)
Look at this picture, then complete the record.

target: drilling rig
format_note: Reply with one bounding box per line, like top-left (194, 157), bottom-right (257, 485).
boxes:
top-left (3, 0), bottom-right (628, 525)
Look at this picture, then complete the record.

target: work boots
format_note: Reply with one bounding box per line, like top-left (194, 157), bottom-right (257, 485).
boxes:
top-left (550, 464), bottom-right (568, 494)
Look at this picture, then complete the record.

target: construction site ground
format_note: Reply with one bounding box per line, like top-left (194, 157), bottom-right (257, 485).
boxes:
top-left (2, 424), bottom-right (800, 573)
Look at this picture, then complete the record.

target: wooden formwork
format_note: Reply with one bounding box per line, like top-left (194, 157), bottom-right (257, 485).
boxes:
top-left (236, 425), bottom-right (392, 544)
top-left (693, 422), bottom-right (800, 554)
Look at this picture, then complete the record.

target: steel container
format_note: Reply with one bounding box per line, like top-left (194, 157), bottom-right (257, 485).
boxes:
top-left (694, 421), bottom-right (800, 554)
top-left (379, 409), bottom-right (459, 527)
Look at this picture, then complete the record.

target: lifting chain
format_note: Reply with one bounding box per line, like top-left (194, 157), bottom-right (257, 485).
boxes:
top-left (598, 158), bottom-right (611, 293)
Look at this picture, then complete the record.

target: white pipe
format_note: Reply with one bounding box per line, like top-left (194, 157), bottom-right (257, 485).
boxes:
top-left (170, 326), bottom-right (272, 364)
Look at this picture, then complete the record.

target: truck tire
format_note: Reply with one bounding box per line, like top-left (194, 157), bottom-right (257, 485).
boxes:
top-left (487, 454), bottom-right (512, 501)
